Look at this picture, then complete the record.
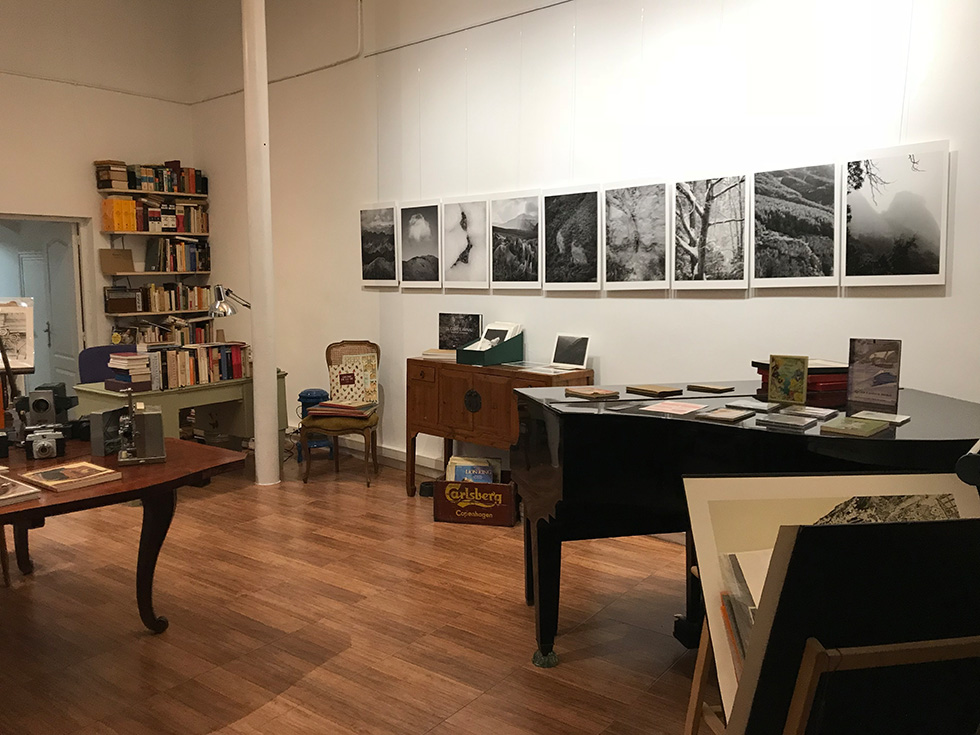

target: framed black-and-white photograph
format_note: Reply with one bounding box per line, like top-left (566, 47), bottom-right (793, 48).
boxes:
top-left (750, 164), bottom-right (839, 288)
top-left (442, 197), bottom-right (489, 289)
top-left (543, 188), bottom-right (600, 291)
top-left (399, 200), bottom-right (441, 288)
top-left (490, 192), bottom-right (541, 289)
top-left (602, 181), bottom-right (668, 290)
top-left (673, 175), bottom-right (748, 289)
top-left (842, 141), bottom-right (949, 287)
top-left (359, 203), bottom-right (399, 287)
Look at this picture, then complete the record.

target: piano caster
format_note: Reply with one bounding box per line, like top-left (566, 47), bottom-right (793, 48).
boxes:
top-left (532, 649), bottom-right (559, 668)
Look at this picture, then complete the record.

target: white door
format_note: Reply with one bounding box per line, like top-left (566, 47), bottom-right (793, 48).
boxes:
top-left (18, 251), bottom-right (49, 393)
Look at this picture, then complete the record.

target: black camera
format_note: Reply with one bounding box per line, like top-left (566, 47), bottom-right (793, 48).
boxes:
top-left (25, 430), bottom-right (66, 460)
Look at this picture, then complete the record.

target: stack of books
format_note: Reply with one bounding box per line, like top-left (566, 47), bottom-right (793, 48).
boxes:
top-left (94, 160), bottom-right (129, 189)
top-left (306, 400), bottom-right (378, 419)
top-left (753, 358), bottom-right (848, 407)
top-left (106, 352), bottom-right (151, 391)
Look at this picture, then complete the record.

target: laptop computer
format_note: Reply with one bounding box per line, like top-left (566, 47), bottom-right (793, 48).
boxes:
top-left (507, 334), bottom-right (590, 373)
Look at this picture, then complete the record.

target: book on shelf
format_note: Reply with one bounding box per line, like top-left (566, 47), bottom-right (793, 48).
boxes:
top-left (98, 248), bottom-right (136, 275)
top-left (819, 415), bottom-right (890, 437)
top-left (850, 410), bottom-right (910, 426)
top-left (639, 400), bottom-right (706, 416)
top-left (97, 160), bottom-right (208, 196)
top-left (754, 413), bottom-right (817, 431)
top-left (779, 405), bottom-right (839, 421)
top-left (0, 475), bottom-right (41, 507)
top-left (20, 461), bottom-right (122, 492)
top-left (697, 407), bottom-right (755, 423)
top-left (687, 383), bottom-right (735, 394)
top-left (564, 386), bottom-right (620, 400)
top-left (626, 384), bottom-right (683, 398)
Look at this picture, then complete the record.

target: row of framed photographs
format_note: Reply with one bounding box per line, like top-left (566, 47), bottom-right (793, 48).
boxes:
top-left (359, 140), bottom-right (949, 291)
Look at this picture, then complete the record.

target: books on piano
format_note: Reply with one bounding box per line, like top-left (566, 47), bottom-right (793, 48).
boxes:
top-left (754, 414), bottom-right (817, 431)
top-left (640, 401), bottom-right (706, 416)
top-left (627, 384), bottom-right (682, 398)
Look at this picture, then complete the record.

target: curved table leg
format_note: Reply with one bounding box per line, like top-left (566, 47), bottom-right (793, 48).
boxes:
top-left (13, 522), bottom-right (34, 575)
top-left (137, 490), bottom-right (176, 634)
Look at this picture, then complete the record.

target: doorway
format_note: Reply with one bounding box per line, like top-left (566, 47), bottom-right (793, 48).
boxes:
top-left (0, 218), bottom-right (83, 395)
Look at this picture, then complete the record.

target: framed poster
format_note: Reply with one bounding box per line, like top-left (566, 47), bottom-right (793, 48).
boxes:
top-left (842, 141), bottom-right (949, 287)
top-left (490, 192), bottom-right (541, 289)
top-left (542, 187), bottom-right (600, 291)
top-left (0, 297), bottom-right (34, 369)
top-left (400, 200), bottom-right (442, 288)
top-left (359, 204), bottom-right (399, 287)
top-left (442, 197), bottom-right (490, 289)
top-left (673, 175), bottom-right (748, 289)
top-left (602, 181), bottom-right (669, 290)
top-left (750, 164), bottom-right (839, 288)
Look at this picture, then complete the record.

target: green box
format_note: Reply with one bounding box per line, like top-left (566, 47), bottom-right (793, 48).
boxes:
top-left (456, 332), bottom-right (524, 366)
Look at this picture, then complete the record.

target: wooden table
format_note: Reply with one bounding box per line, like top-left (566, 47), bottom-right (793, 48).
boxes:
top-left (0, 438), bottom-right (244, 632)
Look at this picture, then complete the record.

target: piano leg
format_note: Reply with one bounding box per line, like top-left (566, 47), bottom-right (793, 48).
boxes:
top-left (523, 515), bottom-right (534, 606)
top-left (530, 517), bottom-right (561, 667)
top-left (671, 531), bottom-right (704, 649)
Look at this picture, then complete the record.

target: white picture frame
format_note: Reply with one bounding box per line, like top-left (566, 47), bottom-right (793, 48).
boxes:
top-left (672, 175), bottom-right (749, 290)
top-left (542, 186), bottom-right (601, 291)
top-left (551, 333), bottom-right (590, 369)
top-left (841, 140), bottom-right (950, 287)
top-left (602, 180), bottom-right (670, 291)
top-left (399, 199), bottom-right (442, 289)
top-left (442, 196), bottom-right (490, 289)
top-left (490, 191), bottom-right (542, 289)
top-left (359, 203), bottom-right (399, 287)
top-left (749, 163), bottom-right (840, 288)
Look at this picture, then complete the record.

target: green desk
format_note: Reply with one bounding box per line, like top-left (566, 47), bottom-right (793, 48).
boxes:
top-left (74, 372), bottom-right (288, 458)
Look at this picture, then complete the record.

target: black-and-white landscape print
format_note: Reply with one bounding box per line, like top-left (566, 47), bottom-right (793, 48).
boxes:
top-left (360, 206), bottom-right (397, 283)
top-left (754, 165), bottom-right (836, 282)
top-left (544, 192), bottom-right (598, 287)
top-left (400, 204), bottom-right (440, 285)
top-left (443, 200), bottom-right (488, 287)
top-left (491, 196), bottom-right (539, 285)
top-left (845, 148), bottom-right (947, 282)
top-left (604, 184), bottom-right (666, 286)
top-left (674, 176), bottom-right (746, 285)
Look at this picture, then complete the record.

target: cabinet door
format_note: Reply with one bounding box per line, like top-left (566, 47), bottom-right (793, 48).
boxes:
top-left (438, 368), bottom-right (474, 433)
top-left (407, 377), bottom-right (439, 429)
top-left (471, 374), bottom-right (515, 443)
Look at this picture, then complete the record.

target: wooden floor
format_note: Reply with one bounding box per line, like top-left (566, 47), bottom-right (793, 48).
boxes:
top-left (0, 458), bottom-right (708, 735)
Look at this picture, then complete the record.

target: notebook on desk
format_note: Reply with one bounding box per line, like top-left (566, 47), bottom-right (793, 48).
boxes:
top-left (506, 334), bottom-right (589, 374)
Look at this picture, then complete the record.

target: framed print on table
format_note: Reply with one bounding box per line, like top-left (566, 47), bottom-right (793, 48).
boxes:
top-left (602, 181), bottom-right (669, 290)
top-left (672, 175), bottom-right (748, 290)
top-left (543, 187), bottom-right (600, 291)
top-left (750, 164), bottom-right (840, 288)
top-left (400, 200), bottom-right (442, 288)
top-left (442, 197), bottom-right (490, 289)
top-left (359, 203), bottom-right (399, 287)
top-left (490, 191), bottom-right (541, 289)
top-left (842, 140), bottom-right (950, 287)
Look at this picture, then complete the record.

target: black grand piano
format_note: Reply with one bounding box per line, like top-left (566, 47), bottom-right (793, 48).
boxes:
top-left (511, 382), bottom-right (980, 667)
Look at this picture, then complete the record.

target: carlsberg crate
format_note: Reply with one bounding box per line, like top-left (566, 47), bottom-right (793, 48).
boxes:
top-left (433, 479), bottom-right (519, 526)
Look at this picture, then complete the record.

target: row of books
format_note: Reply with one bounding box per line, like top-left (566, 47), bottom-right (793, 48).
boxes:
top-left (112, 317), bottom-right (214, 347)
top-left (145, 237), bottom-right (211, 272)
top-left (94, 159), bottom-right (208, 195)
top-left (105, 343), bottom-right (251, 392)
top-left (306, 400), bottom-right (377, 418)
top-left (100, 197), bottom-right (209, 234)
top-left (104, 283), bottom-right (213, 314)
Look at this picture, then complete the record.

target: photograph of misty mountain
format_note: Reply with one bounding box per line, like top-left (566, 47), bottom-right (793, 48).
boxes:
top-left (360, 206), bottom-right (397, 282)
top-left (491, 196), bottom-right (539, 284)
top-left (604, 184), bottom-right (666, 284)
top-left (400, 204), bottom-right (440, 284)
top-left (675, 176), bottom-right (745, 282)
top-left (443, 200), bottom-right (488, 285)
top-left (753, 165), bottom-right (835, 280)
top-left (846, 149), bottom-right (946, 278)
top-left (544, 192), bottom-right (598, 285)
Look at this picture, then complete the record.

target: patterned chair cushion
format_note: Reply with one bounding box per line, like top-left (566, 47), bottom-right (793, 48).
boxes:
top-left (301, 411), bottom-right (380, 433)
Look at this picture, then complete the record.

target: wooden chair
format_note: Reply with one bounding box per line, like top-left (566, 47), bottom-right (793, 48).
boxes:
top-left (300, 340), bottom-right (380, 486)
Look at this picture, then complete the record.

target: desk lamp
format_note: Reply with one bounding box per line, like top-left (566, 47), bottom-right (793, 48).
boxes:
top-left (209, 285), bottom-right (252, 317)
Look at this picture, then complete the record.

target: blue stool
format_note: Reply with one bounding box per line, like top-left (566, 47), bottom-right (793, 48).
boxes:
top-left (297, 388), bottom-right (332, 463)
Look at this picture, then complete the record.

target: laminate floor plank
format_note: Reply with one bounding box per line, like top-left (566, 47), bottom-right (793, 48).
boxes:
top-left (0, 461), bottom-right (698, 735)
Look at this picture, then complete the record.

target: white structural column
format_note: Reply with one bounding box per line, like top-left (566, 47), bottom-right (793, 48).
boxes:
top-left (241, 0), bottom-right (279, 485)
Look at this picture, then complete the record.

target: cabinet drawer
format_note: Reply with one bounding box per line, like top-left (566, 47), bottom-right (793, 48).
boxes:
top-left (513, 378), bottom-right (549, 389)
top-left (410, 364), bottom-right (436, 382)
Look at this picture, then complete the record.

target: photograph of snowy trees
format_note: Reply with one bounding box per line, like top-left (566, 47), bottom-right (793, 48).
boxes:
top-left (603, 183), bottom-right (667, 289)
top-left (674, 176), bottom-right (746, 287)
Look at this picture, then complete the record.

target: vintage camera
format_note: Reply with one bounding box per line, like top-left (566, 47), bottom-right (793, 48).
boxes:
top-left (15, 383), bottom-right (78, 427)
top-left (25, 429), bottom-right (66, 460)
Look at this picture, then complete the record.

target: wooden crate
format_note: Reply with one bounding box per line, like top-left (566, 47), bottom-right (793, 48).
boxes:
top-left (433, 479), bottom-right (519, 526)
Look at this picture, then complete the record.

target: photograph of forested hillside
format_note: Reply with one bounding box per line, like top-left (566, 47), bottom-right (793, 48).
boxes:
top-left (674, 176), bottom-right (746, 286)
top-left (753, 165), bottom-right (836, 282)
top-left (544, 191), bottom-right (599, 288)
top-left (400, 203), bottom-right (441, 286)
top-left (491, 195), bottom-right (540, 286)
top-left (443, 199), bottom-right (489, 287)
top-left (360, 206), bottom-right (397, 285)
top-left (604, 184), bottom-right (666, 288)
top-left (845, 147), bottom-right (947, 284)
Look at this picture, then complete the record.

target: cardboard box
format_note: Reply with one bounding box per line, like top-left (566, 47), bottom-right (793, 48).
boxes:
top-left (433, 479), bottom-right (519, 526)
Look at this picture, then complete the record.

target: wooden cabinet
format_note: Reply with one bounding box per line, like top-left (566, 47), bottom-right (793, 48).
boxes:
top-left (405, 358), bottom-right (593, 495)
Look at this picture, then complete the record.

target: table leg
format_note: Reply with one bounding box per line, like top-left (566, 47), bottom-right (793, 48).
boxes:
top-left (13, 522), bottom-right (34, 575)
top-left (530, 517), bottom-right (561, 668)
top-left (406, 432), bottom-right (418, 497)
top-left (137, 490), bottom-right (176, 633)
top-left (672, 531), bottom-right (704, 649)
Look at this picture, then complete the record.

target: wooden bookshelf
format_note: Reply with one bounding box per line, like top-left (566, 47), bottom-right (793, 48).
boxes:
top-left (98, 188), bottom-right (209, 200)
top-left (105, 309), bottom-right (211, 318)
top-left (108, 271), bottom-right (211, 277)
top-left (103, 231), bottom-right (210, 237)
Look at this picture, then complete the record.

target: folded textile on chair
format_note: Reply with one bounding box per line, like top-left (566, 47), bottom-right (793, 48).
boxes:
top-left (305, 400), bottom-right (377, 418)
